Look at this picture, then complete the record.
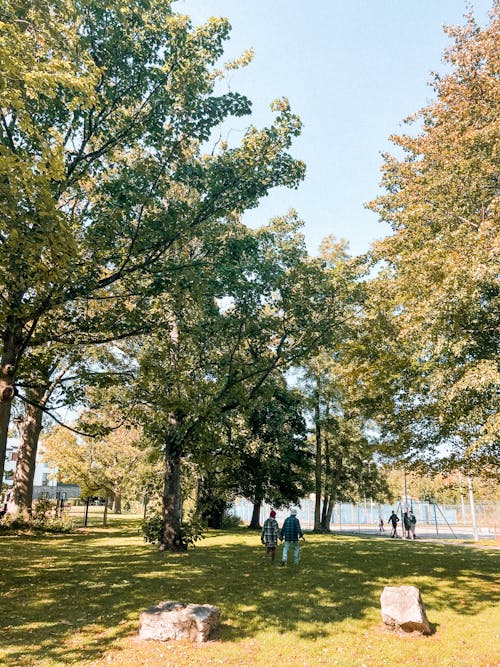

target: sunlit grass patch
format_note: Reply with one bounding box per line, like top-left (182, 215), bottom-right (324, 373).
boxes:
top-left (0, 518), bottom-right (498, 666)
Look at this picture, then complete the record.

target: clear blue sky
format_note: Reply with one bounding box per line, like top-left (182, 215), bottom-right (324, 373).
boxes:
top-left (177, 0), bottom-right (493, 256)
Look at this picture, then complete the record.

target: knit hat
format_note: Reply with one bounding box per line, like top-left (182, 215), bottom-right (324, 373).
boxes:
top-left (270, 510), bottom-right (276, 518)
top-left (290, 509), bottom-right (297, 516)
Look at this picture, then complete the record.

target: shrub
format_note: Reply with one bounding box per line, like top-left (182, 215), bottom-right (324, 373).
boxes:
top-left (221, 511), bottom-right (243, 529)
top-left (30, 516), bottom-right (74, 533)
top-left (32, 498), bottom-right (56, 521)
top-left (141, 514), bottom-right (164, 544)
top-left (140, 513), bottom-right (205, 548)
top-left (179, 516), bottom-right (205, 547)
top-left (0, 500), bottom-right (74, 534)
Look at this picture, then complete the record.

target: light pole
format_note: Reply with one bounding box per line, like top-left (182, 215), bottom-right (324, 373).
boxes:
top-left (362, 459), bottom-right (373, 526)
top-left (402, 465), bottom-right (409, 539)
top-left (357, 465), bottom-right (361, 533)
top-left (458, 471), bottom-right (466, 525)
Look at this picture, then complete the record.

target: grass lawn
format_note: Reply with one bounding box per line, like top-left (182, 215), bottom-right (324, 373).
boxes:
top-left (0, 516), bottom-right (498, 667)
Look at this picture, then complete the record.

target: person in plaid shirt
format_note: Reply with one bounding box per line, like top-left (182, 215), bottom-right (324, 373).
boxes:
top-left (261, 510), bottom-right (280, 563)
top-left (279, 508), bottom-right (305, 566)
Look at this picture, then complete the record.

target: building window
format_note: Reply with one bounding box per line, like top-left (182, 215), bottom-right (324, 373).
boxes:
top-left (42, 473), bottom-right (49, 486)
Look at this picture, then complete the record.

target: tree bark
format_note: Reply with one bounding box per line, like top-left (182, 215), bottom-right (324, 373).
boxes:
top-left (313, 389), bottom-right (322, 531)
top-left (7, 396), bottom-right (44, 515)
top-left (0, 401), bottom-right (12, 489)
top-left (320, 431), bottom-right (331, 530)
top-left (249, 501), bottom-right (262, 529)
top-left (103, 495), bottom-right (108, 527)
top-left (323, 495), bottom-right (335, 529)
top-left (161, 414), bottom-right (186, 551)
top-left (322, 455), bottom-right (343, 531)
top-left (0, 323), bottom-right (21, 485)
top-left (320, 493), bottom-right (331, 531)
top-left (161, 450), bottom-right (184, 549)
top-left (113, 491), bottom-right (122, 514)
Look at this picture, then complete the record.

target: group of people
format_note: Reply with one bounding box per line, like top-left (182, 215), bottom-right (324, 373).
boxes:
top-left (262, 507), bottom-right (417, 558)
top-left (261, 509), bottom-right (305, 565)
top-left (384, 509), bottom-right (417, 539)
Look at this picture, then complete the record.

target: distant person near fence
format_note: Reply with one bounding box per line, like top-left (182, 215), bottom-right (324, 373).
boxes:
top-left (388, 510), bottom-right (399, 538)
top-left (409, 510), bottom-right (417, 539)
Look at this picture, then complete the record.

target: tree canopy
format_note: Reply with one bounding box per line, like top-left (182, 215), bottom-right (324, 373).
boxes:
top-left (364, 4), bottom-right (500, 471)
top-left (0, 0), bottom-right (305, 483)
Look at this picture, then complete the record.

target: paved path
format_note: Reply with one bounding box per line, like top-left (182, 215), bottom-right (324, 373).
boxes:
top-left (325, 524), bottom-right (499, 547)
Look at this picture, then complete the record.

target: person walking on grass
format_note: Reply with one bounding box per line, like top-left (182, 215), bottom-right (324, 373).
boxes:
top-left (279, 508), bottom-right (305, 566)
top-left (388, 510), bottom-right (399, 538)
top-left (261, 510), bottom-right (280, 563)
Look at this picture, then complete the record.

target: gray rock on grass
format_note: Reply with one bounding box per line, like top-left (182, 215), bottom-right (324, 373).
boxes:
top-left (139, 601), bottom-right (221, 642)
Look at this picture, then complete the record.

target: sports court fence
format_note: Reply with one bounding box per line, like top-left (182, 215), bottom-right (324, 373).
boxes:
top-left (230, 497), bottom-right (499, 540)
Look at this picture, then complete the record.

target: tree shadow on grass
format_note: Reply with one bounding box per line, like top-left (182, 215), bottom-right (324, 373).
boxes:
top-left (0, 528), bottom-right (498, 665)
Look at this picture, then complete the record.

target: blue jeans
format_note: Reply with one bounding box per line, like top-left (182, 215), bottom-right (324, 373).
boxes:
top-left (282, 540), bottom-right (300, 564)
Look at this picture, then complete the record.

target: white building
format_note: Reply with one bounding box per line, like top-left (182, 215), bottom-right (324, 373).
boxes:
top-left (3, 438), bottom-right (58, 489)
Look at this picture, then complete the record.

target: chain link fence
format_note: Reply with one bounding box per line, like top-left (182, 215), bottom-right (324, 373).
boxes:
top-left (230, 497), bottom-right (499, 540)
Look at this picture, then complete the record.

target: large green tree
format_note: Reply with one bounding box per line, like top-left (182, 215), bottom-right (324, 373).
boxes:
top-left (300, 350), bottom-right (389, 531)
top-left (120, 215), bottom-right (356, 549)
top-left (6, 351), bottom-right (70, 516)
top-left (194, 377), bottom-right (312, 530)
top-left (6, 333), bottom-right (135, 516)
top-left (365, 5), bottom-right (500, 470)
top-left (0, 0), bottom-right (306, 485)
top-left (296, 236), bottom-right (373, 530)
top-left (230, 378), bottom-right (312, 529)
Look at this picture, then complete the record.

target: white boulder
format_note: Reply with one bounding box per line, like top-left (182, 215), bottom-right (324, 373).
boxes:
top-left (380, 585), bottom-right (431, 635)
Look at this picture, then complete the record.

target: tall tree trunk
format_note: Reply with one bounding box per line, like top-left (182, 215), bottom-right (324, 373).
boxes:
top-left (320, 431), bottom-right (331, 530)
top-left (7, 395), bottom-right (44, 516)
top-left (161, 449), bottom-right (183, 549)
top-left (249, 500), bottom-right (262, 529)
top-left (324, 495), bottom-right (336, 529)
top-left (320, 492), bottom-right (330, 531)
top-left (113, 491), bottom-right (122, 514)
top-left (161, 413), bottom-right (185, 551)
top-left (3, 352), bottom-right (71, 509)
top-left (323, 455), bottom-right (343, 531)
top-left (0, 401), bottom-right (12, 489)
top-left (313, 389), bottom-right (322, 531)
top-left (103, 495), bottom-right (108, 527)
top-left (0, 325), bottom-right (21, 485)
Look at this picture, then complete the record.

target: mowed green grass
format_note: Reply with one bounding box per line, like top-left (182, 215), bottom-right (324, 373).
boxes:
top-left (0, 516), bottom-right (498, 667)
